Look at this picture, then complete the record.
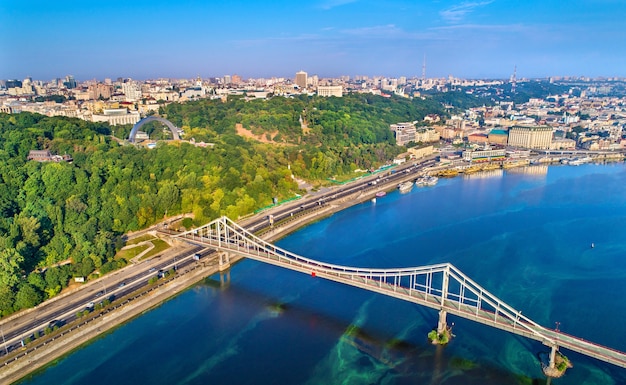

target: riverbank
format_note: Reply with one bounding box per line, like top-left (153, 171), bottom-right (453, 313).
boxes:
top-left (1, 179), bottom-right (387, 384)
top-left (0, 256), bottom-right (237, 385)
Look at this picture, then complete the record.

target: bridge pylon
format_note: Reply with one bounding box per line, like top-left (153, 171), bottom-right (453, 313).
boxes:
top-left (549, 344), bottom-right (558, 369)
top-left (543, 343), bottom-right (573, 378)
top-left (437, 265), bottom-right (449, 335)
top-left (437, 310), bottom-right (448, 335)
top-left (218, 251), bottom-right (231, 272)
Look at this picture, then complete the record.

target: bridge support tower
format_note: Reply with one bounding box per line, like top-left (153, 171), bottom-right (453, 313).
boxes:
top-left (218, 251), bottom-right (231, 272)
top-left (437, 310), bottom-right (448, 335)
top-left (438, 265), bottom-right (449, 335)
top-left (428, 266), bottom-right (453, 345)
top-left (549, 344), bottom-right (558, 369)
top-left (543, 344), bottom-right (571, 378)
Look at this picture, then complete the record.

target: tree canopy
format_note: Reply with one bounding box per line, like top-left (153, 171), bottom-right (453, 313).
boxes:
top-left (0, 92), bottom-right (469, 316)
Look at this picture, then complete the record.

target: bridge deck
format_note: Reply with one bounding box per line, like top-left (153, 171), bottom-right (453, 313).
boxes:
top-left (165, 217), bottom-right (626, 369)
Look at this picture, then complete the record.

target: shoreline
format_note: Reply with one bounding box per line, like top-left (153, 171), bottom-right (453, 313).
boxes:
top-left (0, 188), bottom-right (369, 385)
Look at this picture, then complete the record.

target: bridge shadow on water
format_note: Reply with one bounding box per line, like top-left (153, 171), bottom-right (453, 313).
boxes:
top-left (201, 272), bottom-right (551, 385)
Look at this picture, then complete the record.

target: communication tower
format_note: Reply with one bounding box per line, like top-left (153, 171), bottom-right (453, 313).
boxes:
top-left (511, 65), bottom-right (517, 93)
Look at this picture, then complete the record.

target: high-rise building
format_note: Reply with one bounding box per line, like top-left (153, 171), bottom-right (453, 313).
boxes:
top-left (121, 80), bottom-right (142, 102)
top-left (63, 75), bottom-right (77, 89)
top-left (295, 70), bottom-right (307, 89)
top-left (507, 126), bottom-right (553, 149)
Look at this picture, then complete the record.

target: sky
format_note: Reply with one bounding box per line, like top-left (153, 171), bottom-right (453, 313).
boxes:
top-left (1, 0), bottom-right (625, 81)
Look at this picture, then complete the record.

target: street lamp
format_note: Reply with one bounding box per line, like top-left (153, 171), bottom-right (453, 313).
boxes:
top-left (555, 321), bottom-right (560, 332)
top-left (100, 280), bottom-right (107, 296)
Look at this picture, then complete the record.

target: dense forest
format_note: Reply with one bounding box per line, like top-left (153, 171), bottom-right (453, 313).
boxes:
top-left (0, 92), bottom-right (485, 316)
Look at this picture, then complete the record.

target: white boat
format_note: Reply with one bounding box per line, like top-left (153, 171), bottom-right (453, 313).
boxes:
top-left (569, 156), bottom-right (592, 166)
top-left (424, 176), bottom-right (438, 186)
top-left (398, 181), bottom-right (414, 193)
top-left (415, 176), bottom-right (427, 186)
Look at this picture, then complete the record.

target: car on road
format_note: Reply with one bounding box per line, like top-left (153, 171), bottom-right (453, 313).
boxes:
top-left (118, 282), bottom-right (125, 288)
top-left (95, 291), bottom-right (104, 297)
top-left (48, 319), bottom-right (64, 329)
top-left (148, 268), bottom-right (156, 273)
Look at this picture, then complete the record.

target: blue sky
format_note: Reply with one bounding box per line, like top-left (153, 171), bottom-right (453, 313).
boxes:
top-left (1, 0), bottom-right (625, 80)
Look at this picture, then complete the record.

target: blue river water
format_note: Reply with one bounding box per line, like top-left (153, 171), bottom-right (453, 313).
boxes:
top-left (17, 163), bottom-right (626, 385)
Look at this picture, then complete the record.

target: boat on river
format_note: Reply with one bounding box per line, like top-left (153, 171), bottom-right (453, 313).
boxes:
top-left (415, 175), bottom-right (438, 187)
top-left (569, 156), bottom-right (592, 166)
top-left (424, 176), bottom-right (438, 186)
top-left (398, 181), bottom-right (414, 193)
top-left (375, 191), bottom-right (386, 198)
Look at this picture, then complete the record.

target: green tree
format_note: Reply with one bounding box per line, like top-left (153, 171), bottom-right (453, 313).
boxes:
top-left (0, 248), bottom-right (24, 289)
top-left (27, 272), bottom-right (47, 293)
top-left (44, 265), bottom-right (71, 297)
top-left (15, 283), bottom-right (43, 310)
top-left (0, 285), bottom-right (16, 317)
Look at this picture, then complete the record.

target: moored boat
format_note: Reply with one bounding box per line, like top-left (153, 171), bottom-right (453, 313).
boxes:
top-left (569, 156), bottom-right (592, 166)
top-left (424, 176), bottom-right (438, 186)
top-left (398, 181), bottom-right (413, 193)
top-left (375, 191), bottom-right (386, 197)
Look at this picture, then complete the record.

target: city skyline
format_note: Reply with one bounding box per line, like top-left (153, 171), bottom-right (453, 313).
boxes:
top-left (2, 0), bottom-right (626, 81)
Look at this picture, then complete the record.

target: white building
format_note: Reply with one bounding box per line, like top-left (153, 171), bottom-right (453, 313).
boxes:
top-left (91, 109), bottom-right (140, 126)
top-left (390, 122), bottom-right (416, 146)
top-left (316, 85), bottom-right (342, 97)
top-left (121, 82), bottom-right (142, 102)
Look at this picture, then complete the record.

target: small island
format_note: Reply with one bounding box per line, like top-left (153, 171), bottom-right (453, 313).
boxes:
top-left (543, 351), bottom-right (573, 378)
top-left (427, 326), bottom-right (454, 345)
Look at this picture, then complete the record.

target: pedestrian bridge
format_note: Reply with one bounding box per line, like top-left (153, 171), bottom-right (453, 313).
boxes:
top-left (167, 216), bottom-right (626, 372)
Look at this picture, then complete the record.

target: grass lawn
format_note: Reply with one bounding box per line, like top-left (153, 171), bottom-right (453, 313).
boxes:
top-left (116, 243), bottom-right (151, 260)
top-left (138, 238), bottom-right (170, 261)
top-left (125, 234), bottom-right (156, 246)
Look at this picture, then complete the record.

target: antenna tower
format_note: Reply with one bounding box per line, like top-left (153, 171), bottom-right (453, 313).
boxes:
top-left (511, 65), bottom-right (517, 93)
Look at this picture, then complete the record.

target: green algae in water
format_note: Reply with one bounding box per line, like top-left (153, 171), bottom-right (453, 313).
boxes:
top-left (450, 356), bottom-right (477, 370)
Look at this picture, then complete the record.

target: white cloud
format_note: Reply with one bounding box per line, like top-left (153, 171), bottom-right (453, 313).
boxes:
top-left (440, 1), bottom-right (493, 23)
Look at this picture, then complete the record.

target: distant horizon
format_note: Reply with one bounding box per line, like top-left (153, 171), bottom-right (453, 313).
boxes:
top-left (2, 1), bottom-right (626, 80)
top-left (5, 73), bottom-right (625, 84)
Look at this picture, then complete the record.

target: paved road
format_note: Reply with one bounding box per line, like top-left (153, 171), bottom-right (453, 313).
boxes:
top-left (0, 244), bottom-right (206, 357)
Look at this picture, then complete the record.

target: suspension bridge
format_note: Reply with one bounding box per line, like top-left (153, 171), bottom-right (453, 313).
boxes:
top-left (165, 216), bottom-right (626, 374)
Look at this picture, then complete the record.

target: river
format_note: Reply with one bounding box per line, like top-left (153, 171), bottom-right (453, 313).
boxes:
top-left (17, 163), bottom-right (626, 385)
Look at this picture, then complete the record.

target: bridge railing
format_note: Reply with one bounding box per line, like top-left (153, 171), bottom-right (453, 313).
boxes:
top-left (175, 216), bottom-right (555, 345)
